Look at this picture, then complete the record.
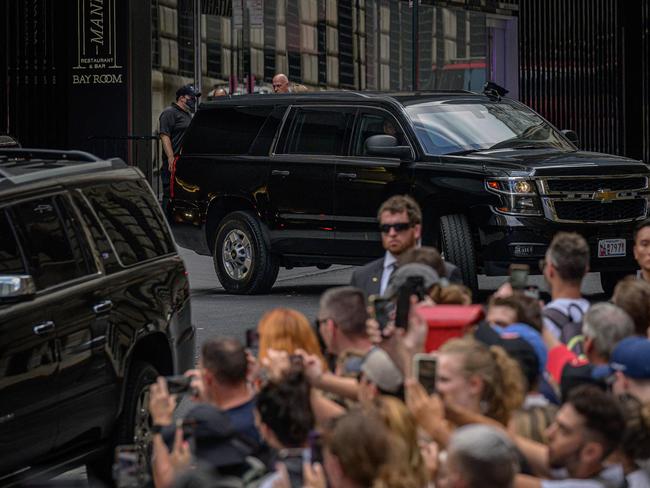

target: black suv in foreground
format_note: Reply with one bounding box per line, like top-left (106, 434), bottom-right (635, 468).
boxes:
top-left (0, 149), bottom-right (195, 485)
top-left (169, 91), bottom-right (648, 294)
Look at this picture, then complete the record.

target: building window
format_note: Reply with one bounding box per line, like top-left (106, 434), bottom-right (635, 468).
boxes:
top-left (287, 0), bottom-right (302, 82)
top-left (206, 15), bottom-right (222, 78)
top-left (264, 1), bottom-right (277, 81)
top-left (152, 0), bottom-right (160, 70)
top-left (177, 0), bottom-right (195, 78)
top-left (338, 0), bottom-right (354, 88)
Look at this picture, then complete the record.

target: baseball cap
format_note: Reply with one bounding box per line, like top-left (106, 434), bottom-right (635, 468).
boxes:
top-left (361, 347), bottom-right (404, 394)
top-left (183, 404), bottom-right (251, 467)
top-left (176, 84), bottom-right (201, 99)
top-left (384, 263), bottom-right (440, 298)
top-left (609, 336), bottom-right (650, 380)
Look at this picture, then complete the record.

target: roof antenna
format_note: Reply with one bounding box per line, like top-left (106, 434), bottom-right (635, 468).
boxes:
top-left (483, 81), bottom-right (509, 100)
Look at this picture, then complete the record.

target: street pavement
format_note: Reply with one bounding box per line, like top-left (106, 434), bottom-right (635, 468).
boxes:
top-left (55, 245), bottom-right (606, 483)
top-left (182, 246), bottom-right (605, 348)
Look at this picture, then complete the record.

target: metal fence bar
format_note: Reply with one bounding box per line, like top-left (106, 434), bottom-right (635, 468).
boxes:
top-left (85, 134), bottom-right (163, 201)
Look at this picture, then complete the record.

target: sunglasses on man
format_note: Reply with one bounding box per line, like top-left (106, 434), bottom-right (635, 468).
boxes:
top-left (379, 222), bottom-right (413, 234)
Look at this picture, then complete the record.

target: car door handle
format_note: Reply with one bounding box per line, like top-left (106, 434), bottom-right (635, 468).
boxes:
top-left (33, 321), bottom-right (55, 335)
top-left (93, 300), bottom-right (113, 314)
top-left (337, 172), bottom-right (357, 179)
top-left (271, 170), bottom-right (290, 177)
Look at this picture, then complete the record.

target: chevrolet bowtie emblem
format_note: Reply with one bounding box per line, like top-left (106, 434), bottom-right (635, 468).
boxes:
top-left (593, 189), bottom-right (617, 202)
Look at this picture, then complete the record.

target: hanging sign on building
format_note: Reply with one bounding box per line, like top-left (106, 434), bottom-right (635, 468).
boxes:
top-left (71, 0), bottom-right (125, 85)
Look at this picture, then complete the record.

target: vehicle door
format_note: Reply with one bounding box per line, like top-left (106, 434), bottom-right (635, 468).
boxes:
top-left (267, 106), bottom-right (355, 255)
top-left (332, 108), bottom-right (414, 257)
top-left (57, 180), bottom-right (181, 446)
top-left (42, 193), bottom-right (121, 450)
top-left (0, 194), bottom-right (98, 474)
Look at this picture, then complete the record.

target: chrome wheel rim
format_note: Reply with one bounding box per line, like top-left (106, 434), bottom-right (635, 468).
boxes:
top-left (222, 229), bottom-right (252, 280)
top-left (131, 385), bottom-right (153, 478)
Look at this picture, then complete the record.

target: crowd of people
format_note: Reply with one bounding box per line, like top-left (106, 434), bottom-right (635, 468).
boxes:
top-left (144, 195), bottom-right (650, 488)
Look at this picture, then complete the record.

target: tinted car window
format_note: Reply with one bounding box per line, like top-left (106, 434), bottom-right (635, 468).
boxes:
top-left (284, 108), bottom-right (354, 155)
top-left (354, 112), bottom-right (407, 156)
top-left (71, 191), bottom-right (121, 274)
top-left (83, 181), bottom-right (175, 267)
top-left (182, 106), bottom-right (274, 155)
top-left (9, 196), bottom-right (92, 290)
top-left (0, 210), bottom-right (26, 275)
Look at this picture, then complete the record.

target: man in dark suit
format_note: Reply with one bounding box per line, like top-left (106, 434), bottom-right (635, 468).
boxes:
top-left (350, 195), bottom-right (462, 297)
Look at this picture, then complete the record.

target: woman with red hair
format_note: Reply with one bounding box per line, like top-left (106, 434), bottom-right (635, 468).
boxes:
top-left (257, 307), bottom-right (327, 369)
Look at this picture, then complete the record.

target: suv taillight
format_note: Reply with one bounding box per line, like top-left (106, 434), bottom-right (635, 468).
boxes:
top-left (170, 154), bottom-right (180, 198)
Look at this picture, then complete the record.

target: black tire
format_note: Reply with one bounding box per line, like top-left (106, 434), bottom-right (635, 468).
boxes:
top-left (213, 211), bottom-right (279, 294)
top-left (439, 214), bottom-right (479, 293)
top-left (600, 271), bottom-right (634, 297)
top-left (87, 361), bottom-right (158, 487)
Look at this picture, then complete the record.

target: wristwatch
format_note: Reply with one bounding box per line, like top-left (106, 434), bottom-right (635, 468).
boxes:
top-left (151, 424), bottom-right (165, 435)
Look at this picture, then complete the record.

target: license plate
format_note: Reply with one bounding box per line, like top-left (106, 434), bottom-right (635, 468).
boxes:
top-left (598, 239), bottom-right (626, 258)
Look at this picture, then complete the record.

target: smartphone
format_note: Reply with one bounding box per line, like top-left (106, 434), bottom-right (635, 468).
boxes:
top-left (245, 327), bottom-right (260, 356)
top-left (308, 430), bottom-right (323, 465)
top-left (413, 353), bottom-right (437, 395)
top-left (180, 418), bottom-right (197, 439)
top-left (509, 264), bottom-right (530, 290)
top-left (289, 354), bottom-right (304, 369)
top-left (369, 295), bottom-right (394, 330)
top-left (395, 276), bottom-right (426, 328)
top-left (113, 445), bottom-right (144, 488)
top-left (165, 375), bottom-right (193, 394)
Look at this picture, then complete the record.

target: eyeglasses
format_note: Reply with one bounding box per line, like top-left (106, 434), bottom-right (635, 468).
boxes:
top-left (314, 317), bottom-right (329, 329)
top-left (379, 222), bottom-right (412, 234)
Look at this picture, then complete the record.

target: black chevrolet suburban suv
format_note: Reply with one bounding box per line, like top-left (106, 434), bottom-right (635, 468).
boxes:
top-left (0, 149), bottom-right (195, 485)
top-left (169, 91), bottom-right (649, 295)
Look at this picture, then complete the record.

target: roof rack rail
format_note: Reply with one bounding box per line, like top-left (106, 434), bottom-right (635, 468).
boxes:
top-left (0, 148), bottom-right (101, 163)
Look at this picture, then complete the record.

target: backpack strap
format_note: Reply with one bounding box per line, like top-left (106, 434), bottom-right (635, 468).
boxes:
top-left (566, 302), bottom-right (586, 322)
top-left (543, 307), bottom-right (572, 329)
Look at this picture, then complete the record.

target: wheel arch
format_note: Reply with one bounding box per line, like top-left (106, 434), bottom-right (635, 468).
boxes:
top-left (118, 332), bottom-right (173, 415)
top-left (420, 197), bottom-right (476, 247)
top-left (205, 195), bottom-right (261, 252)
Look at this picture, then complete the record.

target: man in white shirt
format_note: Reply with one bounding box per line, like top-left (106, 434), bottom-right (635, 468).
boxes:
top-left (541, 232), bottom-right (591, 342)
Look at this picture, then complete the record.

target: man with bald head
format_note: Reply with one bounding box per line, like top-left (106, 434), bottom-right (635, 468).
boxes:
top-left (272, 73), bottom-right (290, 93)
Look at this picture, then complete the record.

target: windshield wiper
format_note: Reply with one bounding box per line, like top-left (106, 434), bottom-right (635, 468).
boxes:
top-left (446, 149), bottom-right (486, 156)
top-left (488, 123), bottom-right (547, 150)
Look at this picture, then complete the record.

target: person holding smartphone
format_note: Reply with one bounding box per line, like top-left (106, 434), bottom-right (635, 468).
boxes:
top-left (148, 338), bottom-right (265, 464)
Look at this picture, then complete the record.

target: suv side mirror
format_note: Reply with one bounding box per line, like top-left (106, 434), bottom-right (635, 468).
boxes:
top-left (0, 275), bottom-right (36, 301)
top-left (365, 135), bottom-right (411, 160)
top-left (561, 130), bottom-right (579, 147)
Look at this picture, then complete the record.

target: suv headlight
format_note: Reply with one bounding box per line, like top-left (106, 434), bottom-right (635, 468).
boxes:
top-left (486, 178), bottom-right (542, 216)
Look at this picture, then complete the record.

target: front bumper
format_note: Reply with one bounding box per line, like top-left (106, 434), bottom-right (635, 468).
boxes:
top-left (476, 212), bottom-right (639, 276)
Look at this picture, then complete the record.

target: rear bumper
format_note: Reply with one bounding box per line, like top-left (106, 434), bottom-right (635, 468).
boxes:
top-left (477, 212), bottom-right (639, 276)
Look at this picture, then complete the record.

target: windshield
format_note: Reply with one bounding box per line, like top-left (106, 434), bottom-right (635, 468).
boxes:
top-left (406, 100), bottom-right (574, 156)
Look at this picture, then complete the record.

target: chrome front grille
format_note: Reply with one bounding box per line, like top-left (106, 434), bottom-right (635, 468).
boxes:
top-left (537, 175), bottom-right (650, 223)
